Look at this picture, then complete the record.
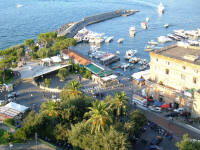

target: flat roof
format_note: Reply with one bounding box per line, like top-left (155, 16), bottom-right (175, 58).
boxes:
top-left (152, 44), bottom-right (200, 65)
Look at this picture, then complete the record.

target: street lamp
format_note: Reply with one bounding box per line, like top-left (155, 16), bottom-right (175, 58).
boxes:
top-left (9, 143), bottom-right (13, 150)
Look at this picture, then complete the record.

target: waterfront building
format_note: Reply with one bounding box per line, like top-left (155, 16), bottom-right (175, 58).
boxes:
top-left (146, 44), bottom-right (200, 116)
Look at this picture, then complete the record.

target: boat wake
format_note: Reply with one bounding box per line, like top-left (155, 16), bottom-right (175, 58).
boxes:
top-left (132, 0), bottom-right (157, 8)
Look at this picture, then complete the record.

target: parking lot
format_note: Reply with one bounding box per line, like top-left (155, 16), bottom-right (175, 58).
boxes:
top-left (132, 121), bottom-right (178, 150)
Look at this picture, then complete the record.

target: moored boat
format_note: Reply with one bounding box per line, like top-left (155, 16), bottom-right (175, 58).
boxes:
top-left (124, 49), bottom-right (137, 60)
top-left (117, 38), bottom-right (124, 43)
top-left (148, 40), bottom-right (158, 45)
top-left (105, 36), bottom-right (114, 43)
top-left (129, 26), bottom-right (136, 36)
top-left (158, 3), bottom-right (165, 14)
top-left (141, 22), bottom-right (148, 29)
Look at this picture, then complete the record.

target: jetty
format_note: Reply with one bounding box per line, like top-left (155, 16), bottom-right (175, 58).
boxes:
top-left (55, 9), bottom-right (139, 37)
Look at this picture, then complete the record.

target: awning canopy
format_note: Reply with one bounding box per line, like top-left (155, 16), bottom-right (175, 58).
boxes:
top-left (5, 102), bottom-right (29, 113)
top-left (153, 101), bottom-right (163, 107)
top-left (51, 56), bottom-right (62, 63)
top-left (132, 70), bottom-right (150, 80)
top-left (41, 58), bottom-right (51, 62)
top-left (101, 74), bottom-right (118, 81)
top-left (0, 102), bottom-right (29, 121)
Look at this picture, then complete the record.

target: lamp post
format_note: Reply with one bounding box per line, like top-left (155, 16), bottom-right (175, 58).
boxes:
top-left (9, 143), bottom-right (13, 150)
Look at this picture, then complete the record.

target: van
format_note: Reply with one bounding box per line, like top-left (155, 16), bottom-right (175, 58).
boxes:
top-left (132, 94), bottom-right (147, 107)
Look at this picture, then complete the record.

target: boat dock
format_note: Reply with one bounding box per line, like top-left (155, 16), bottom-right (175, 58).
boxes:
top-left (55, 9), bottom-right (139, 37)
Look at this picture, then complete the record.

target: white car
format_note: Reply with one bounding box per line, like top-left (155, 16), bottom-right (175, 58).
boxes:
top-left (148, 106), bottom-right (161, 112)
top-left (174, 107), bottom-right (184, 113)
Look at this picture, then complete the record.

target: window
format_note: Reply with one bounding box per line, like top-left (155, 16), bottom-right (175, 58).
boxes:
top-left (165, 69), bottom-right (169, 75)
top-left (166, 61), bottom-right (170, 65)
top-left (193, 77), bottom-right (197, 84)
top-left (182, 66), bottom-right (186, 70)
top-left (194, 69), bottom-right (198, 74)
top-left (181, 74), bottom-right (185, 80)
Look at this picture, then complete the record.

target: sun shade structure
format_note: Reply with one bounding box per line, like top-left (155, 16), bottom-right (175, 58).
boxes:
top-left (85, 63), bottom-right (103, 74)
top-left (0, 102), bottom-right (29, 121)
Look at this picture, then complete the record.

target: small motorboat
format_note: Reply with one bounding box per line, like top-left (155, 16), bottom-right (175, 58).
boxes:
top-left (129, 57), bottom-right (140, 64)
top-left (116, 51), bottom-right (120, 54)
top-left (158, 3), bottom-right (165, 15)
top-left (129, 26), bottom-right (136, 37)
top-left (124, 49), bottom-right (137, 60)
top-left (141, 22), bottom-right (148, 29)
top-left (111, 65), bottom-right (120, 70)
top-left (146, 17), bottom-right (150, 22)
top-left (158, 36), bottom-right (172, 43)
top-left (121, 63), bottom-right (130, 69)
top-left (117, 38), bottom-right (124, 43)
top-left (105, 36), bottom-right (114, 43)
top-left (148, 40), bottom-right (158, 45)
top-left (164, 24), bottom-right (169, 28)
top-left (144, 45), bottom-right (154, 52)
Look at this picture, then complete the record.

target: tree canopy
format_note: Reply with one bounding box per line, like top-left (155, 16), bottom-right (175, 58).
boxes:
top-left (176, 134), bottom-right (200, 150)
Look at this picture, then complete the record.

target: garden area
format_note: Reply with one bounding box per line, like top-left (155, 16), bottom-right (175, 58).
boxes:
top-left (38, 62), bottom-right (93, 90)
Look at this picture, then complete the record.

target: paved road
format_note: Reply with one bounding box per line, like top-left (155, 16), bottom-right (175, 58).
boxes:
top-left (0, 140), bottom-right (53, 150)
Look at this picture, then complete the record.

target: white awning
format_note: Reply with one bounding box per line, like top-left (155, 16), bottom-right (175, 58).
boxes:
top-left (132, 70), bottom-right (150, 80)
top-left (4, 102), bottom-right (29, 113)
top-left (41, 58), bottom-right (51, 62)
top-left (62, 54), bottom-right (69, 60)
top-left (101, 74), bottom-right (118, 81)
top-left (51, 56), bottom-right (62, 63)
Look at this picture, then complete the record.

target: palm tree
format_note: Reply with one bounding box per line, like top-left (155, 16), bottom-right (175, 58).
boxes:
top-left (40, 100), bottom-right (59, 117)
top-left (110, 91), bottom-right (129, 119)
top-left (85, 101), bottom-right (112, 134)
top-left (65, 80), bottom-right (82, 96)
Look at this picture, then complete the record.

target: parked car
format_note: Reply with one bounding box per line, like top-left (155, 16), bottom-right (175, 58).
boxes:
top-left (7, 93), bottom-right (14, 99)
top-left (165, 112), bottom-right (179, 117)
top-left (150, 136), bottom-right (163, 145)
top-left (149, 145), bottom-right (164, 150)
top-left (174, 107), bottom-right (184, 113)
top-left (148, 106), bottom-right (161, 112)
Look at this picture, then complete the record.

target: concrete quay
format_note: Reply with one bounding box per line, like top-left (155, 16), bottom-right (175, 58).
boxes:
top-left (55, 9), bottom-right (139, 37)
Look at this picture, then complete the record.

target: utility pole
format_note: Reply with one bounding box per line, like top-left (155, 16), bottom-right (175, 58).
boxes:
top-left (35, 132), bottom-right (38, 150)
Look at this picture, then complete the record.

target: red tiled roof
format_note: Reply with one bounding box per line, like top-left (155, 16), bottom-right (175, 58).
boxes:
top-left (63, 49), bottom-right (91, 66)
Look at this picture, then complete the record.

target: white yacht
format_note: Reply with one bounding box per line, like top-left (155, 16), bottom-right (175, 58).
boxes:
top-left (158, 3), bottom-right (165, 14)
top-left (117, 38), bottom-right (124, 43)
top-left (129, 26), bottom-right (136, 36)
top-left (146, 17), bottom-right (150, 22)
top-left (148, 40), bottom-right (158, 45)
top-left (164, 24), bottom-right (169, 28)
top-left (95, 36), bottom-right (104, 44)
top-left (141, 22), bottom-right (148, 29)
top-left (124, 49), bottom-right (137, 60)
top-left (157, 36), bottom-right (172, 43)
top-left (105, 36), bottom-right (114, 43)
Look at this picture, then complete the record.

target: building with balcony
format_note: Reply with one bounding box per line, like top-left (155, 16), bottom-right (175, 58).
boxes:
top-left (146, 44), bottom-right (200, 117)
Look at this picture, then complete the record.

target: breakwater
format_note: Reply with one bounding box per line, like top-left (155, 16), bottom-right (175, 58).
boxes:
top-left (55, 9), bottom-right (139, 37)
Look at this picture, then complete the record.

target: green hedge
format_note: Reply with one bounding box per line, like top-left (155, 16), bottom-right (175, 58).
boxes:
top-left (38, 138), bottom-right (62, 150)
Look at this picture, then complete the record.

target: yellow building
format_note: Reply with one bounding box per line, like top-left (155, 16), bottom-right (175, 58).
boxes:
top-left (146, 44), bottom-right (200, 117)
